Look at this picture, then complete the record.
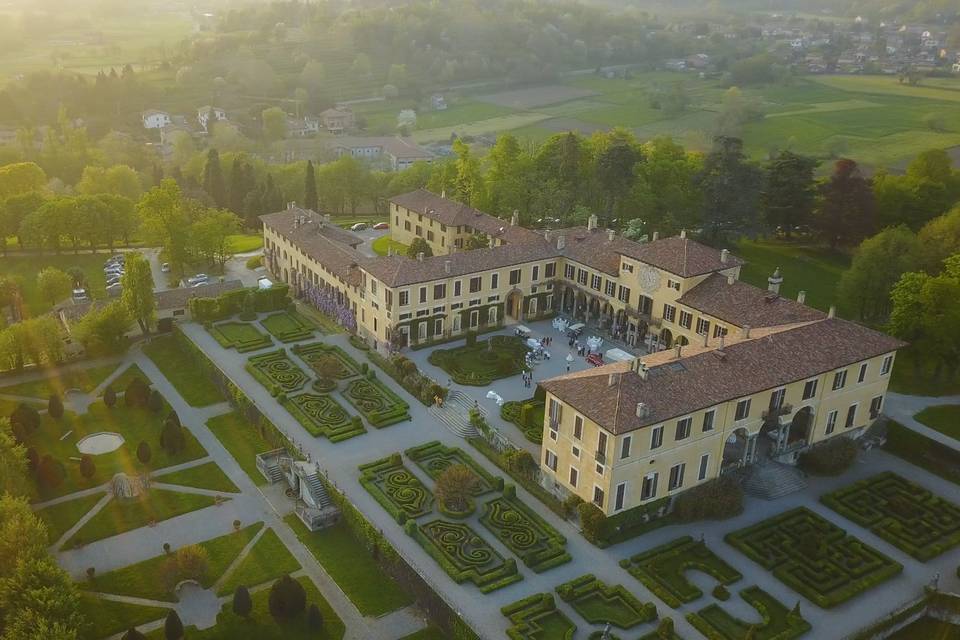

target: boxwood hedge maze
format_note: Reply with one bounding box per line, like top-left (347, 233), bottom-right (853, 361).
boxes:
top-left (686, 585), bottom-right (811, 640)
top-left (283, 393), bottom-right (364, 442)
top-left (725, 507), bottom-right (902, 608)
top-left (480, 493), bottom-right (570, 572)
top-left (207, 321), bottom-right (273, 352)
top-left (620, 536), bottom-right (743, 608)
top-left (555, 574), bottom-right (656, 629)
top-left (820, 471), bottom-right (960, 561)
top-left (260, 310), bottom-right (315, 342)
top-left (292, 342), bottom-right (361, 379)
top-left (358, 454), bottom-right (433, 521)
top-left (343, 377), bottom-right (411, 427)
top-left (501, 593), bottom-right (576, 640)
top-left (405, 441), bottom-right (500, 496)
top-left (246, 349), bottom-right (309, 393)
top-left (411, 519), bottom-right (522, 593)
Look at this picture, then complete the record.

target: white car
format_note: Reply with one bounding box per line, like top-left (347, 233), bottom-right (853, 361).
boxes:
top-left (105, 283), bottom-right (122, 295)
top-left (161, 263), bottom-right (170, 273)
top-left (350, 223), bottom-right (368, 231)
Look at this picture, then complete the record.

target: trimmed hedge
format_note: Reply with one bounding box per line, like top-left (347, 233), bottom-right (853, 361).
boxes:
top-left (556, 574), bottom-right (656, 629)
top-left (467, 437), bottom-right (567, 518)
top-left (410, 519), bottom-right (522, 594)
top-left (500, 399), bottom-right (545, 444)
top-left (189, 284), bottom-right (290, 322)
top-left (358, 454), bottom-right (433, 521)
top-left (480, 493), bottom-right (571, 573)
top-left (260, 311), bottom-right (316, 343)
top-left (246, 349), bottom-right (309, 394)
top-left (282, 393), bottom-right (364, 442)
top-left (207, 321), bottom-right (273, 353)
top-left (501, 593), bottom-right (575, 640)
top-left (686, 585), bottom-right (811, 640)
top-left (406, 441), bottom-right (500, 495)
top-left (798, 436), bottom-right (858, 475)
top-left (427, 335), bottom-right (528, 386)
top-left (366, 351), bottom-right (444, 407)
top-left (343, 377), bottom-right (410, 427)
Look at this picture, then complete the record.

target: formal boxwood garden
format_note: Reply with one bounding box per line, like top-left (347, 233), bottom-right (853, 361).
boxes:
top-left (260, 310), bottom-right (316, 342)
top-left (500, 399), bottom-right (545, 444)
top-left (620, 536), bottom-right (743, 608)
top-left (292, 342), bottom-right (362, 379)
top-left (556, 574), bottom-right (657, 629)
top-left (283, 393), bottom-right (364, 441)
top-left (247, 349), bottom-right (310, 393)
top-left (725, 507), bottom-right (903, 608)
top-left (501, 593), bottom-right (576, 640)
top-left (686, 585), bottom-right (811, 640)
top-left (480, 492), bottom-right (570, 573)
top-left (207, 321), bottom-right (273, 352)
top-left (427, 335), bottom-right (529, 386)
top-left (405, 440), bottom-right (501, 495)
top-left (820, 471), bottom-right (960, 561)
top-left (358, 454), bottom-right (434, 521)
top-left (343, 377), bottom-right (411, 427)
top-left (409, 519), bottom-right (521, 593)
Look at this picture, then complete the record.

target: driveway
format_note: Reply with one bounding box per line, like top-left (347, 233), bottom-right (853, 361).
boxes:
top-left (351, 227), bottom-right (390, 258)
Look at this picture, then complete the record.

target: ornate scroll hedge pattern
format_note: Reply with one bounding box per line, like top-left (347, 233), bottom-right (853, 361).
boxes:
top-left (246, 349), bottom-right (309, 393)
top-left (686, 585), bottom-right (811, 640)
top-left (501, 593), bottom-right (575, 640)
top-left (555, 574), bottom-right (656, 629)
top-left (259, 310), bottom-right (315, 342)
top-left (427, 335), bottom-right (529, 386)
top-left (480, 493), bottom-right (570, 573)
top-left (292, 342), bottom-right (361, 379)
top-left (358, 454), bottom-right (433, 521)
top-left (500, 399), bottom-right (545, 444)
top-left (405, 441), bottom-right (500, 495)
top-left (620, 536), bottom-right (742, 608)
top-left (207, 321), bottom-right (273, 352)
top-left (343, 377), bottom-right (410, 427)
top-left (411, 519), bottom-right (521, 593)
top-left (725, 507), bottom-right (902, 608)
top-left (821, 471), bottom-right (960, 561)
top-left (283, 393), bottom-right (364, 442)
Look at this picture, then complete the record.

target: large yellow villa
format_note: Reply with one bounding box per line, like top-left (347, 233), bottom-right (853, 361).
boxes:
top-left (261, 189), bottom-right (904, 514)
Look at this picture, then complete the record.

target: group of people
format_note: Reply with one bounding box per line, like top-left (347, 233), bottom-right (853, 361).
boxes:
top-left (521, 370), bottom-right (534, 388)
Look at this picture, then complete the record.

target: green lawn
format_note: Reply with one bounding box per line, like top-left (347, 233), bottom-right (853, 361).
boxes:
top-left (78, 593), bottom-right (169, 640)
top-left (887, 616), bottom-right (960, 640)
top-left (0, 363), bottom-right (120, 398)
top-left (35, 492), bottom-right (105, 544)
top-left (259, 311), bottom-right (316, 343)
top-left (371, 235), bottom-right (409, 257)
top-left (215, 527), bottom-right (301, 595)
top-left (285, 515), bottom-right (413, 616)
top-left (884, 420), bottom-right (960, 486)
top-left (914, 405), bottom-right (960, 441)
top-left (0, 253), bottom-right (111, 315)
top-left (398, 628), bottom-right (447, 640)
top-left (144, 334), bottom-right (224, 407)
top-left (20, 403), bottom-right (208, 501)
top-left (206, 412), bottom-right (274, 486)
top-left (88, 523), bottom-right (263, 602)
top-left (208, 321), bottom-right (273, 353)
top-left (0, 395), bottom-right (43, 418)
top-left (156, 462), bottom-right (240, 493)
top-left (225, 234), bottom-right (264, 253)
top-left (734, 239), bottom-right (851, 314)
top-left (890, 346), bottom-right (960, 396)
top-left (65, 489), bottom-right (220, 548)
top-left (101, 363), bottom-right (150, 395)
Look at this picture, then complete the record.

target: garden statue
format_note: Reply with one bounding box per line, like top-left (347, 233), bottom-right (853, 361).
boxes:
top-left (111, 472), bottom-right (150, 499)
top-left (601, 622), bottom-right (612, 640)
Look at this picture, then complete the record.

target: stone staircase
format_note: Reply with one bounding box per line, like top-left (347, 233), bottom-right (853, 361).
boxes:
top-left (742, 460), bottom-right (808, 500)
top-left (266, 463), bottom-right (283, 484)
top-left (303, 473), bottom-right (333, 510)
top-left (429, 390), bottom-right (485, 438)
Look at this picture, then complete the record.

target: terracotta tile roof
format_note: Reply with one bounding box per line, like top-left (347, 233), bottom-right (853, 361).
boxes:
top-left (678, 273), bottom-right (825, 328)
top-left (540, 318), bottom-right (906, 435)
top-left (155, 280), bottom-right (244, 310)
top-left (260, 207), bottom-right (363, 248)
top-left (260, 209), bottom-right (366, 287)
top-left (330, 137), bottom-right (432, 160)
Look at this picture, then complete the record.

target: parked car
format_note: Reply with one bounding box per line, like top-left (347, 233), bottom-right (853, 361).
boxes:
top-left (186, 274), bottom-right (208, 286)
top-left (105, 283), bottom-right (122, 295)
top-left (350, 222), bottom-right (368, 231)
top-left (72, 288), bottom-right (88, 302)
top-left (160, 262), bottom-right (170, 273)
top-left (372, 222), bottom-right (389, 230)
top-left (106, 276), bottom-right (122, 286)
top-left (104, 267), bottom-right (124, 277)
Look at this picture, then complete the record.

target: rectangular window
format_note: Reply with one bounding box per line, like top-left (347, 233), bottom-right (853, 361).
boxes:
top-left (529, 265), bottom-right (538, 281)
top-left (845, 404), bottom-right (857, 429)
top-left (650, 425), bottom-right (664, 449)
top-left (641, 473), bottom-right (658, 500)
top-left (769, 388), bottom-right (785, 411)
top-left (595, 463), bottom-right (604, 476)
top-left (802, 379), bottom-right (818, 401)
top-left (418, 322), bottom-right (427, 340)
top-left (591, 274), bottom-right (602, 291)
top-left (399, 290), bottom-right (409, 306)
top-left (548, 398), bottom-right (562, 424)
top-left (545, 262), bottom-right (556, 278)
top-left (419, 287), bottom-right (427, 304)
top-left (469, 277), bottom-right (481, 293)
top-left (622, 262), bottom-right (634, 273)
top-left (696, 317), bottom-right (710, 336)
top-left (433, 318), bottom-right (443, 335)
top-left (545, 450), bottom-right (558, 472)
top-left (679, 310), bottom-right (693, 330)
top-left (605, 280), bottom-right (616, 297)
top-left (870, 395), bottom-right (883, 419)
top-left (620, 436), bottom-right (631, 459)
top-left (675, 417), bottom-right (692, 441)
top-left (571, 446), bottom-right (580, 459)
top-left (668, 463), bottom-right (685, 491)
top-left (404, 220), bottom-right (411, 231)
top-left (615, 483), bottom-right (626, 511)
top-left (858, 363), bottom-right (868, 383)
top-left (426, 230), bottom-right (434, 242)
top-left (597, 432), bottom-right (608, 459)
top-left (667, 279), bottom-right (680, 291)
top-left (573, 415), bottom-right (583, 440)
top-left (617, 286), bottom-right (630, 304)
top-left (434, 284), bottom-right (446, 299)
top-left (702, 409), bottom-right (715, 432)
top-left (832, 369), bottom-right (847, 390)
top-left (549, 427), bottom-right (558, 442)
top-left (881, 355), bottom-right (893, 375)
top-left (663, 304), bottom-right (676, 323)
top-left (713, 324), bottom-right (728, 339)
top-left (569, 467), bottom-right (579, 488)
top-left (415, 225), bottom-right (422, 236)
top-left (592, 486), bottom-right (604, 508)
top-left (454, 280), bottom-right (462, 297)
top-left (826, 410), bottom-right (838, 435)
top-left (370, 280), bottom-right (378, 295)
top-left (509, 269), bottom-right (521, 285)
top-left (698, 454), bottom-right (710, 481)
top-left (490, 273), bottom-right (499, 289)
top-left (735, 398), bottom-right (751, 421)
top-left (577, 269), bottom-right (588, 286)
top-left (564, 264), bottom-right (575, 280)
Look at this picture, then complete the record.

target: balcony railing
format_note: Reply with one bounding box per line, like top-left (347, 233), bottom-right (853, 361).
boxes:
top-left (762, 403), bottom-right (794, 420)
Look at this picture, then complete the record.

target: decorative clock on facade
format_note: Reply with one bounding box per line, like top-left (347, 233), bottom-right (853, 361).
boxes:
top-left (638, 266), bottom-right (660, 294)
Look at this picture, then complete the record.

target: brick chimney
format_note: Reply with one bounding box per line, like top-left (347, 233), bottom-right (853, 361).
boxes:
top-left (557, 235), bottom-right (566, 250)
top-left (720, 248), bottom-right (729, 264)
top-left (510, 210), bottom-right (519, 226)
top-left (417, 252), bottom-right (424, 262)
top-left (767, 267), bottom-right (783, 294)
top-left (587, 214), bottom-right (598, 231)
top-left (797, 290), bottom-right (806, 304)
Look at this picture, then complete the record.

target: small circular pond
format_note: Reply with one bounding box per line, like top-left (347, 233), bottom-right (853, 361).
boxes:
top-left (76, 432), bottom-right (125, 455)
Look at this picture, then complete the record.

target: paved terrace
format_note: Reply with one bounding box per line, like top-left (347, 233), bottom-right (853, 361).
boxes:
top-left (180, 315), bottom-right (960, 640)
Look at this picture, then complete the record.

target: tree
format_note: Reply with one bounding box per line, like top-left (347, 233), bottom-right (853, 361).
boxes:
top-left (137, 441), bottom-right (152, 464)
top-left (577, 502), bottom-right (607, 543)
top-left (36, 454), bottom-right (65, 488)
top-left (9, 403), bottom-right (40, 440)
top-left (0, 555), bottom-right (84, 639)
top-left (0, 426), bottom-right (30, 497)
top-left (203, 149), bottom-right (227, 207)
top-left (0, 191), bottom-right (45, 254)
top-left (192, 208), bottom-right (241, 268)
top-left (75, 164), bottom-right (142, 201)
top-left (36, 267), bottom-right (72, 306)
top-left (164, 610), bottom-right (184, 640)
top-left (696, 136), bottom-right (762, 237)
top-left (594, 128), bottom-right (642, 219)
top-left (0, 162), bottom-right (46, 199)
top-left (632, 137), bottom-right (704, 235)
top-left (918, 206), bottom-right (960, 273)
top-left (138, 180), bottom-right (191, 274)
top-left (125, 377), bottom-right (150, 408)
top-left (47, 393), bottom-right (63, 419)
top-left (262, 107), bottom-right (288, 142)
top-left (233, 585), bottom-right (253, 617)
top-left (814, 159), bottom-right (876, 248)
top-left (79, 454), bottom-right (96, 479)
top-left (122, 629), bottom-right (147, 640)
top-left (465, 234), bottom-right (489, 250)
top-left (304, 160), bottom-right (318, 211)
top-left (434, 464), bottom-right (478, 512)
top-left (268, 574), bottom-right (307, 621)
top-left (148, 389), bottom-right (165, 413)
top-left (74, 300), bottom-right (131, 353)
top-left (160, 421), bottom-right (186, 455)
top-left (121, 253), bottom-right (155, 335)
top-left (104, 387), bottom-right (117, 408)
top-left (406, 237), bottom-right (433, 259)
top-left (838, 226), bottom-right (922, 322)
top-left (307, 603), bottom-right (324, 631)
top-left (762, 151), bottom-right (818, 237)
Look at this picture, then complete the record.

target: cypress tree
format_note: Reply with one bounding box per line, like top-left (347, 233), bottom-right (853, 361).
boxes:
top-left (48, 393), bottom-right (64, 419)
top-left (164, 610), bottom-right (184, 640)
top-left (228, 156), bottom-right (247, 214)
top-left (233, 585), bottom-right (253, 617)
top-left (304, 160), bottom-right (318, 211)
top-left (203, 148), bottom-right (227, 208)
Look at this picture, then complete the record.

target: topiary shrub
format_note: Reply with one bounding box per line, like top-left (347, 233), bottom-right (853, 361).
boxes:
top-left (103, 386), bottom-right (117, 408)
top-left (164, 610), bottom-right (183, 640)
top-left (268, 575), bottom-right (306, 621)
top-left (799, 436), bottom-right (858, 475)
top-left (79, 454), bottom-right (96, 479)
top-left (307, 603), bottom-right (323, 631)
top-left (712, 584), bottom-right (730, 600)
top-left (160, 422), bottom-right (186, 455)
top-left (125, 377), bottom-right (150, 408)
top-left (137, 441), bottom-right (152, 464)
top-left (578, 502), bottom-right (608, 544)
top-left (121, 628), bottom-right (147, 640)
top-left (465, 330), bottom-right (477, 347)
top-left (9, 403), bottom-right (40, 441)
top-left (25, 447), bottom-right (39, 472)
top-left (233, 585), bottom-right (252, 617)
top-left (48, 393), bottom-right (64, 419)
top-left (147, 389), bottom-right (165, 413)
top-left (37, 455), bottom-right (65, 488)
top-left (672, 476), bottom-right (743, 522)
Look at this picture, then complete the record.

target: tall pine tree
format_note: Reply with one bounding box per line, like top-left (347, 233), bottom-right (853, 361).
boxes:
top-left (815, 159), bottom-right (876, 248)
top-left (304, 160), bottom-right (318, 211)
top-left (228, 155), bottom-right (248, 214)
top-left (761, 151), bottom-right (818, 238)
top-left (696, 136), bottom-right (762, 237)
top-left (202, 148), bottom-right (226, 208)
